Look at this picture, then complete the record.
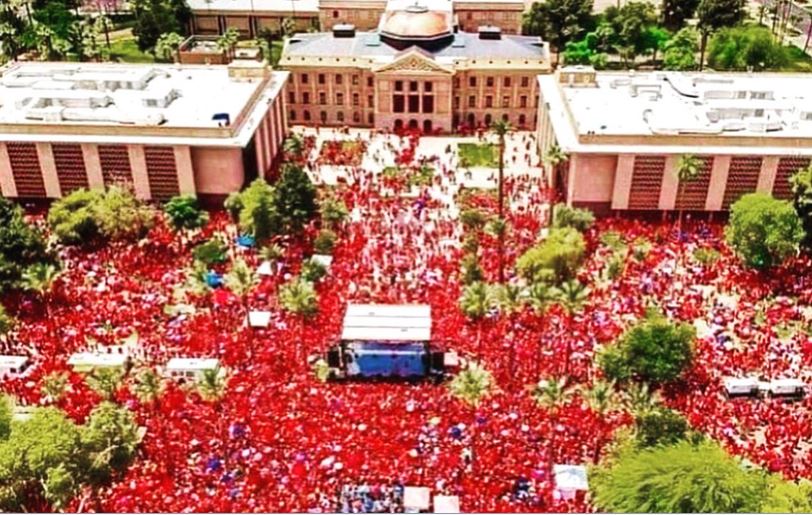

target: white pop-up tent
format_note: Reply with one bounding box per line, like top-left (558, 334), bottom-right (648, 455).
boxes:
top-left (312, 254), bottom-right (333, 269)
top-left (0, 355), bottom-right (30, 380)
top-left (165, 358), bottom-right (222, 381)
top-left (403, 486), bottom-right (431, 512)
top-left (68, 352), bottom-right (128, 372)
top-left (433, 495), bottom-right (460, 513)
top-left (554, 464), bottom-right (588, 501)
top-left (341, 304), bottom-right (431, 342)
top-left (248, 310), bottom-right (272, 328)
top-left (723, 377), bottom-right (760, 397)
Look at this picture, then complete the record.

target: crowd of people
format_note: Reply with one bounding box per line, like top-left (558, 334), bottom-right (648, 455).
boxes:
top-left (1, 127), bottom-right (811, 512)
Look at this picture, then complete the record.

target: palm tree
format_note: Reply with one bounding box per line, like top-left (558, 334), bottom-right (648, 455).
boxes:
top-left (622, 382), bottom-right (662, 417)
top-left (154, 32), bottom-right (184, 63)
top-left (675, 154), bottom-right (702, 233)
top-left (224, 258), bottom-right (259, 309)
top-left (553, 279), bottom-right (590, 317)
top-left (490, 120), bottom-right (512, 283)
top-left (22, 262), bottom-right (61, 319)
top-left (279, 278), bottom-right (319, 364)
top-left (581, 379), bottom-right (620, 417)
top-left (551, 279), bottom-right (589, 375)
top-left (449, 361), bottom-right (494, 407)
top-left (216, 27), bottom-right (239, 59)
top-left (41, 371), bottom-right (69, 404)
top-left (133, 368), bottom-right (164, 408)
top-left (280, 17), bottom-right (296, 39)
top-left (283, 134), bottom-right (305, 158)
top-left (459, 281), bottom-right (495, 357)
top-left (580, 379), bottom-right (621, 462)
top-left (496, 283), bottom-right (525, 383)
top-left (528, 282), bottom-right (556, 376)
top-left (197, 366), bottom-right (227, 404)
top-left (532, 377), bottom-right (574, 470)
top-left (543, 144), bottom-right (568, 192)
top-left (86, 367), bottom-right (123, 401)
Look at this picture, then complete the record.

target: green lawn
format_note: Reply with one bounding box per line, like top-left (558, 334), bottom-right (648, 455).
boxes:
top-left (782, 46), bottom-right (812, 72)
top-left (458, 143), bottom-right (498, 168)
top-left (108, 37), bottom-right (155, 64)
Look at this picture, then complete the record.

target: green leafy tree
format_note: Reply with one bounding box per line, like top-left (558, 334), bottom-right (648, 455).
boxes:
top-left (553, 203), bottom-right (594, 232)
top-left (591, 440), bottom-right (770, 513)
top-left (234, 178), bottom-right (280, 242)
top-left (283, 134), bottom-right (305, 158)
top-left (460, 281), bottom-right (496, 356)
top-left (661, 0), bottom-right (699, 31)
top-left (449, 361), bottom-right (494, 407)
top-left (516, 227), bottom-right (586, 285)
top-left (523, 0), bottom-right (595, 66)
top-left (790, 164), bottom-right (812, 247)
top-left (95, 186), bottom-right (154, 241)
top-left (725, 193), bottom-right (804, 269)
top-left (0, 198), bottom-right (52, 292)
top-left (0, 396), bottom-right (11, 440)
top-left (41, 371), bottom-right (70, 404)
top-left (635, 407), bottom-right (689, 448)
top-left (696, 0), bottom-right (746, 69)
top-left (164, 195), bottom-right (208, 231)
top-left (461, 254), bottom-right (485, 285)
top-left (662, 27), bottom-right (699, 70)
top-left (602, 2), bottom-right (659, 67)
top-left (192, 238), bottom-right (228, 267)
top-left (319, 196), bottom-right (348, 229)
top-left (599, 313), bottom-right (695, 384)
top-left (274, 164), bottom-right (318, 235)
top-left (562, 32), bottom-right (609, 68)
top-left (48, 188), bottom-right (104, 244)
top-left (80, 401), bottom-right (140, 485)
top-left (131, 0), bottom-right (190, 52)
top-left (707, 25), bottom-right (789, 71)
top-left (0, 305), bottom-right (13, 341)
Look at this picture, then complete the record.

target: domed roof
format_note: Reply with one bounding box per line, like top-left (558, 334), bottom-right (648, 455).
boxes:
top-left (381, 4), bottom-right (451, 39)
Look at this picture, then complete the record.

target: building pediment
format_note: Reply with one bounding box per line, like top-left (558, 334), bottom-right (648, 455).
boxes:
top-left (373, 49), bottom-right (453, 75)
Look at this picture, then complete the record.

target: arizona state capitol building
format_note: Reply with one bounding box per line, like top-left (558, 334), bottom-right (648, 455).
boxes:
top-left (274, 0), bottom-right (551, 133)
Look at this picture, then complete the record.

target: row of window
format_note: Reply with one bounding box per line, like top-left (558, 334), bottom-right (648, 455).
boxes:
top-left (392, 94), bottom-right (434, 114)
top-left (289, 91), bottom-right (374, 108)
top-left (297, 73), bottom-right (533, 90)
top-left (290, 110), bottom-right (374, 124)
top-left (288, 109), bottom-right (532, 127)
top-left (453, 94), bottom-right (536, 109)
top-left (301, 73), bottom-right (374, 87)
top-left (456, 76), bottom-right (531, 89)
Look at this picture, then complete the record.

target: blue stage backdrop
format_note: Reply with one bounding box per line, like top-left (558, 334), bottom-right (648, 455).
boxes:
top-left (346, 342), bottom-right (427, 378)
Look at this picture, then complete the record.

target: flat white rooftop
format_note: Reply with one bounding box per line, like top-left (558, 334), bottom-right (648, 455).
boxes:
top-left (186, 0), bottom-right (319, 12)
top-left (342, 304), bottom-right (432, 342)
top-left (166, 358), bottom-right (220, 370)
top-left (540, 70), bottom-right (812, 156)
top-left (0, 62), bottom-right (288, 147)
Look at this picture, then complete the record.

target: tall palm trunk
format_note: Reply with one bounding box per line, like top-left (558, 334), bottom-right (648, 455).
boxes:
top-left (497, 134), bottom-right (506, 284)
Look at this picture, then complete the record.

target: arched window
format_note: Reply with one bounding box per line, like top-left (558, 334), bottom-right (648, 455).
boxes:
top-left (303, 110), bottom-right (311, 121)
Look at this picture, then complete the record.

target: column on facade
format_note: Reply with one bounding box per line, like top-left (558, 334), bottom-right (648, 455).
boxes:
top-left (756, 156), bottom-right (780, 193)
top-left (173, 145), bottom-right (197, 195)
top-left (611, 154), bottom-right (635, 210)
top-left (126, 145), bottom-right (152, 200)
top-left (0, 143), bottom-right (17, 197)
top-left (565, 154), bottom-right (578, 205)
top-left (658, 155), bottom-right (679, 210)
top-left (255, 121), bottom-right (268, 175)
top-left (705, 155), bottom-right (731, 211)
top-left (81, 144), bottom-right (105, 189)
top-left (35, 143), bottom-right (62, 198)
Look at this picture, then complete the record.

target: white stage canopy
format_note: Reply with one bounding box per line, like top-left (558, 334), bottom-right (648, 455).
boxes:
top-left (341, 304), bottom-right (431, 342)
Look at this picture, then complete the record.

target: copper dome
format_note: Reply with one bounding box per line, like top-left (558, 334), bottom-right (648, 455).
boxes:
top-left (381, 5), bottom-right (451, 39)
